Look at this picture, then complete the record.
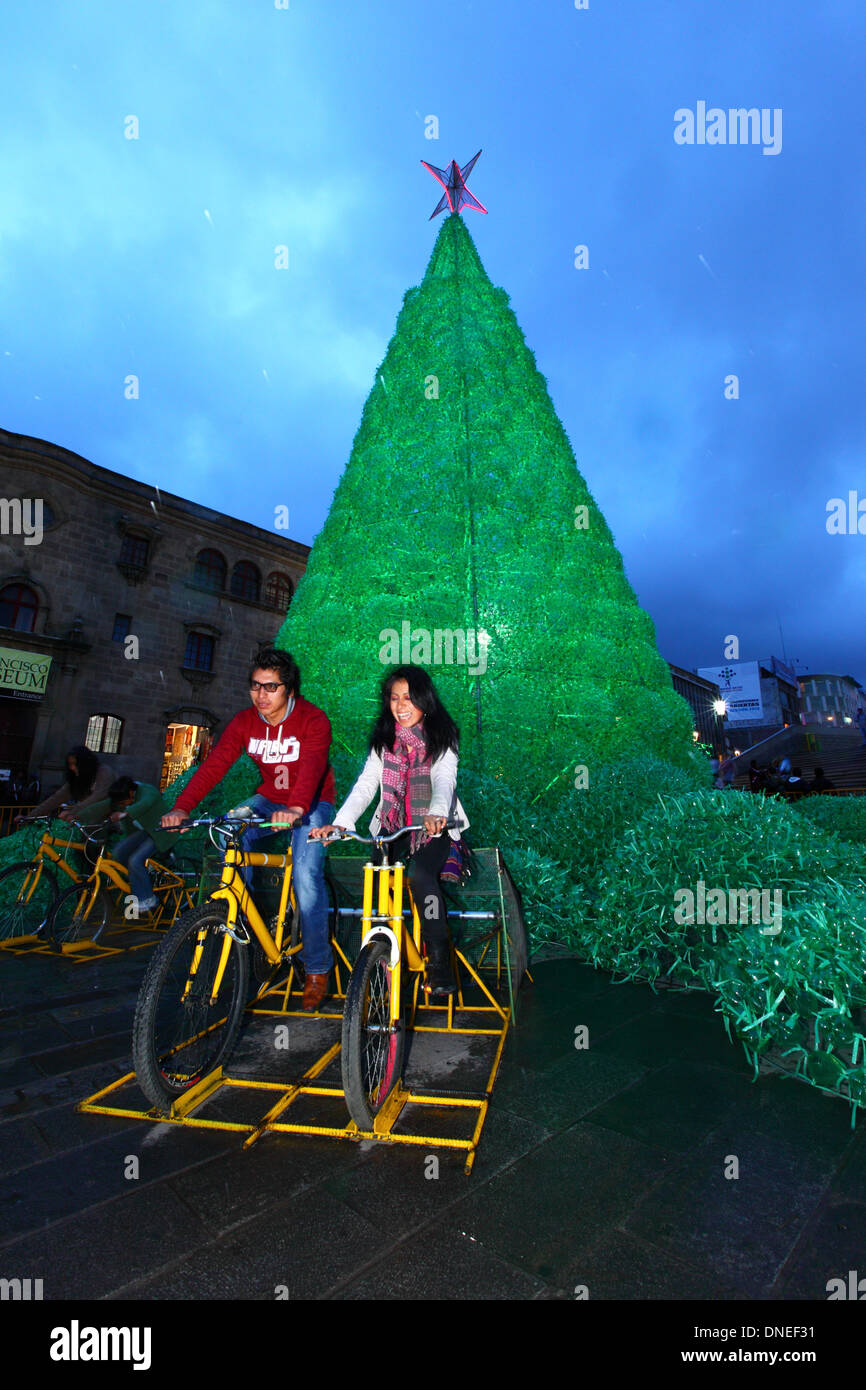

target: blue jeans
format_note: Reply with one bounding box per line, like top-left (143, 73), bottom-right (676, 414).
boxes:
top-left (113, 830), bottom-right (156, 905)
top-left (238, 795), bottom-right (333, 976)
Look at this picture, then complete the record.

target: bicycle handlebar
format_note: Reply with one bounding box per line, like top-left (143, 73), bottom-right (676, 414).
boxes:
top-left (161, 814), bottom-right (302, 832)
top-left (60, 818), bottom-right (115, 844)
top-left (327, 821), bottom-right (459, 845)
top-left (19, 814), bottom-right (105, 840)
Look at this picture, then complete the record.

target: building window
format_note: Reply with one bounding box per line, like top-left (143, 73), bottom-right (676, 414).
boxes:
top-left (183, 632), bottom-right (214, 672)
top-left (264, 571), bottom-right (293, 612)
top-left (119, 533), bottom-right (150, 568)
top-left (193, 549), bottom-right (227, 592)
top-left (112, 613), bottom-right (132, 642)
top-left (85, 713), bottom-right (123, 754)
top-left (0, 583), bottom-right (39, 633)
top-left (230, 561), bottom-right (261, 602)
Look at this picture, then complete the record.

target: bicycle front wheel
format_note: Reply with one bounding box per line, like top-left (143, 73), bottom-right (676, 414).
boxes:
top-left (132, 903), bottom-right (249, 1114)
top-left (341, 935), bottom-right (405, 1130)
top-left (0, 860), bottom-right (57, 939)
top-left (49, 881), bottom-right (111, 947)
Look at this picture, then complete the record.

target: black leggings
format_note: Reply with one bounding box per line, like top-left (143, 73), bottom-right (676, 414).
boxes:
top-left (376, 831), bottom-right (451, 945)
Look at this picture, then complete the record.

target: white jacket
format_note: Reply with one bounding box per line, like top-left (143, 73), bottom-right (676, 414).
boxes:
top-left (334, 747), bottom-right (469, 841)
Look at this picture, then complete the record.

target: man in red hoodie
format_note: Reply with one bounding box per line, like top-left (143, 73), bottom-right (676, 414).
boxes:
top-left (162, 648), bottom-right (336, 1011)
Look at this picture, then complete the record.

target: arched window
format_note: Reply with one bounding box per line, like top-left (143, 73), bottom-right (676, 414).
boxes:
top-left (85, 714), bottom-right (124, 754)
top-left (193, 548), bottom-right (227, 592)
top-left (0, 583), bottom-right (39, 633)
top-left (264, 571), bottom-right (293, 612)
top-left (230, 561), bottom-right (261, 602)
top-left (183, 632), bottom-right (214, 672)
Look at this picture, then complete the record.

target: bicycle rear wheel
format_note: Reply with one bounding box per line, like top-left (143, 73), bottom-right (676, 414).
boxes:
top-left (497, 853), bottom-right (529, 1002)
top-left (49, 880), bottom-right (111, 947)
top-left (132, 903), bottom-right (249, 1114)
top-left (0, 860), bottom-right (57, 939)
top-left (341, 935), bottom-right (405, 1130)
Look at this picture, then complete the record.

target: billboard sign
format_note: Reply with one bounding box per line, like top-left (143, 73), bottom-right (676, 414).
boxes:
top-left (698, 660), bottom-right (764, 725)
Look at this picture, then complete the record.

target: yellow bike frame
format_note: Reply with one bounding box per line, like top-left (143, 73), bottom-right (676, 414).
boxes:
top-left (202, 842), bottom-right (297, 1003)
top-left (360, 853), bottom-right (426, 1025)
top-left (23, 829), bottom-right (88, 894)
top-left (64, 840), bottom-right (193, 929)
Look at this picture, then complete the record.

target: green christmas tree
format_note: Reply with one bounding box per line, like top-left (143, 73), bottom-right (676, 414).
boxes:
top-left (277, 213), bottom-right (694, 792)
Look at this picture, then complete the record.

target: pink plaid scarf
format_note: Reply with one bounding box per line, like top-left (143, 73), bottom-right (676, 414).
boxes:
top-left (380, 722), bottom-right (433, 853)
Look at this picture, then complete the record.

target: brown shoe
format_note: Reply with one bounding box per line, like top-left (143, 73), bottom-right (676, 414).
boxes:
top-left (301, 972), bottom-right (329, 1012)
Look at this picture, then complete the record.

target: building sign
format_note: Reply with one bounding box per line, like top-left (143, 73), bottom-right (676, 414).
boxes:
top-left (0, 646), bottom-right (52, 701)
top-left (771, 655), bottom-right (796, 686)
top-left (698, 660), bottom-right (764, 725)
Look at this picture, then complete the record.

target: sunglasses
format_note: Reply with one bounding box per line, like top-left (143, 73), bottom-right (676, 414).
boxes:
top-left (249, 681), bottom-right (285, 693)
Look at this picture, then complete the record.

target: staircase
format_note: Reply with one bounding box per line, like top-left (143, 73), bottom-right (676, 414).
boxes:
top-left (732, 727), bottom-right (866, 792)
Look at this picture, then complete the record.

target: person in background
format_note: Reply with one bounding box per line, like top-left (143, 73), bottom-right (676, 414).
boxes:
top-left (855, 708), bottom-right (866, 747)
top-left (17, 745), bottom-right (113, 827)
top-left (86, 776), bottom-right (173, 914)
top-left (772, 766), bottom-right (806, 801)
top-left (806, 766), bottom-right (836, 795)
top-left (747, 760), bottom-right (761, 792)
top-left (720, 754), bottom-right (737, 789)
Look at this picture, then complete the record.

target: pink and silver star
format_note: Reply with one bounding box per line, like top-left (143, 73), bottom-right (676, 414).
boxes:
top-left (421, 150), bottom-right (487, 219)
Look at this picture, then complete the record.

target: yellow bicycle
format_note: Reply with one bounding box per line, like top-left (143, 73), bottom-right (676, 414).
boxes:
top-left (0, 817), bottom-right (96, 940)
top-left (333, 824), bottom-right (528, 1130)
top-left (46, 820), bottom-right (198, 948)
top-left (131, 814), bottom-right (311, 1114)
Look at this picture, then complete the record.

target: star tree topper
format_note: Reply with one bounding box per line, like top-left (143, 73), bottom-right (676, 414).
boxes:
top-left (421, 149), bottom-right (487, 219)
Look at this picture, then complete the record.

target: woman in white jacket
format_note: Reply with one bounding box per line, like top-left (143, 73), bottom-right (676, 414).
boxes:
top-left (312, 665), bottom-right (468, 994)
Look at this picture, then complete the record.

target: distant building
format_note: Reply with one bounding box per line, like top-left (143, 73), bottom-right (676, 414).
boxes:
top-left (696, 655), bottom-right (802, 752)
top-left (0, 429), bottom-right (309, 795)
top-left (666, 663), bottom-right (727, 750)
top-left (798, 672), bottom-right (865, 727)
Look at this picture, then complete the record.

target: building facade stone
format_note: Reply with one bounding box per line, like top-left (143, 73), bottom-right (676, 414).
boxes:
top-left (0, 429), bottom-right (309, 796)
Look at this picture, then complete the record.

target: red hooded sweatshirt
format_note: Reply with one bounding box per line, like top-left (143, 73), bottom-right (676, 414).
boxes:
top-left (172, 696), bottom-right (336, 817)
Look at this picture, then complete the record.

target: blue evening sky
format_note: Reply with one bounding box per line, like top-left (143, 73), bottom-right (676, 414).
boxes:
top-left (1, 0), bottom-right (863, 684)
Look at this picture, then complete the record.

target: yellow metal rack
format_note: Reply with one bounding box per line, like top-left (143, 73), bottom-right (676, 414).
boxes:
top-left (78, 943), bottom-right (514, 1174)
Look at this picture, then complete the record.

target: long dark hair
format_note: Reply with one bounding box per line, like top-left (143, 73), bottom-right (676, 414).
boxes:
top-left (66, 745), bottom-right (99, 799)
top-left (370, 666), bottom-right (459, 764)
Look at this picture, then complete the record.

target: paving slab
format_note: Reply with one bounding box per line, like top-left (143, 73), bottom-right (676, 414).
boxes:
top-left (0, 949), bottom-right (861, 1304)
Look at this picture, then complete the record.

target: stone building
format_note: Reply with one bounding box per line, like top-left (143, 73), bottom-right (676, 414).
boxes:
top-left (0, 429), bottom-right (309, 797)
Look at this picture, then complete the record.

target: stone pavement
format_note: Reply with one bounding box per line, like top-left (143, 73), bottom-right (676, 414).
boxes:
top-left (1, 943), bottom-right (864, 1302)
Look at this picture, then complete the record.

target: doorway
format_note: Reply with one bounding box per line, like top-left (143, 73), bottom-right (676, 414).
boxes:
top-left (160, 722), bottom-right (213, 792)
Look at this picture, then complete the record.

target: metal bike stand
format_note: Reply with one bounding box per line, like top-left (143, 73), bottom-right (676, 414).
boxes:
top-left (78, 850), bottom-right (528, 1175)
top-left (0, 876), bottom-right (196, 963)
top-left (77, 940), bottom-right (516, 1174)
